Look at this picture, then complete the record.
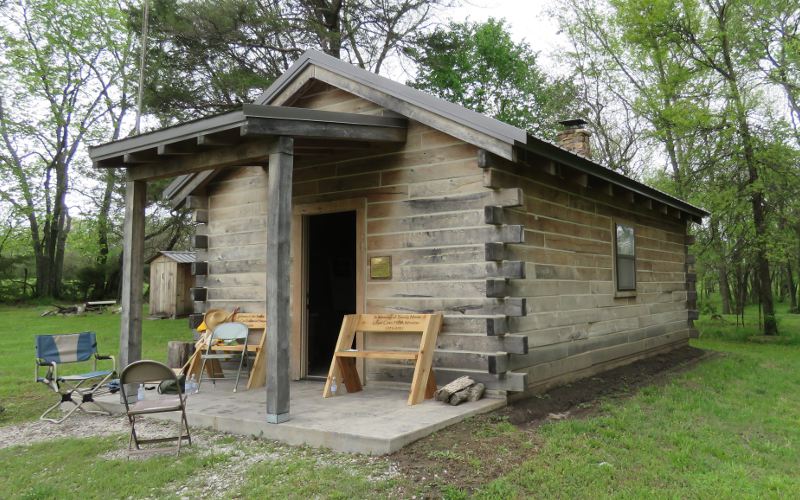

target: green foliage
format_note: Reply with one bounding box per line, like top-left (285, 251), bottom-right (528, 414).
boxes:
top-left (409, 18), bottom-right (579, 139)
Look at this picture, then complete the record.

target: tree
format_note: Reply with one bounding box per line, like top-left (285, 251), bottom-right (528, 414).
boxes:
top-left (408, 18), bottom-right (578, 139)
top-left (133, 0), bottom-right (449, 120)
top-left (0, 0), bottom-right (133, 298)
top-left (672, 0), bottom-right (781, 334)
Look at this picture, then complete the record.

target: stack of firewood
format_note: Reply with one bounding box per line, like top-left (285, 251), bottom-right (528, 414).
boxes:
top-left (434, 376), bottom-right (485, 406)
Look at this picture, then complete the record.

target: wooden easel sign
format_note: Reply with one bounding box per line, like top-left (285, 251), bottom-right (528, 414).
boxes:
top-left (322, 313), bottom-right (443, 405)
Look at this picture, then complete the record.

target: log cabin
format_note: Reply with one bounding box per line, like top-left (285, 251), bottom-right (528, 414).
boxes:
top-left (89, 50), bottom-right (707, 422)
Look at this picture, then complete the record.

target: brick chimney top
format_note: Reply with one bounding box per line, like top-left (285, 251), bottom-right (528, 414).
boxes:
top-left (556, 118), bottom-right (592, 158)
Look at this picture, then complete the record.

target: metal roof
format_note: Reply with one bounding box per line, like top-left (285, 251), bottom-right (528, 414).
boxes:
top-left (89, 103), bottom-right (406, 165)
top-left (166, 49), bottom-right (707, 220)
top-left (256, 50), bottom-right (527, 146)
top-left (148, 251), bottom-right (196, 264)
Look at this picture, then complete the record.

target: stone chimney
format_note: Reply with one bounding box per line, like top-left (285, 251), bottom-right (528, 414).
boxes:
top-left (556, 119), bottom-right (592, 159)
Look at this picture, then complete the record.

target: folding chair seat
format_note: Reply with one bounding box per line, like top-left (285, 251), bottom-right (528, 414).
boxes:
top-left (198, 322), bottom-right (251, 393)
top-left (35, 332), bottom-right (116, 424)
top-left (120, 360), bottom-right (191, 456)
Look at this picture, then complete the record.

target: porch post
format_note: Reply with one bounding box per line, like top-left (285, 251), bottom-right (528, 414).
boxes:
top-left (265, 136), bottom-right (293, 423)
top-left (119, 179), bottom-right (146, 402)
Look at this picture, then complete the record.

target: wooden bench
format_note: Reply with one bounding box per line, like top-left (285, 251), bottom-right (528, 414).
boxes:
top-left (322, 313), bottom-right (443, 405)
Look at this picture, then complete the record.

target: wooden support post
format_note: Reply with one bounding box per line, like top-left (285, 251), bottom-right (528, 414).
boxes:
top-left (265, 136), bottom-right (293, 424)
top-left (119, 179), bottom-right (146, 402)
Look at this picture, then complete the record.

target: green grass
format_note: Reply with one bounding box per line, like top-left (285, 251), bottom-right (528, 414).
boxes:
top-left (3, 303), bottom-right (800, 497)
top-left (475, 339), bottom-right (800, 497)
top-left (0, 304), bottom-right (191, 424)
top-left (1, 436), bottom-right (230, 499)
top-left (695, 299), bottom-right (800, 344)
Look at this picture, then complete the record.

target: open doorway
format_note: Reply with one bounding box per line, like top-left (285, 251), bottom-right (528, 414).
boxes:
top-left (305, 211), bottom-right (357, 377)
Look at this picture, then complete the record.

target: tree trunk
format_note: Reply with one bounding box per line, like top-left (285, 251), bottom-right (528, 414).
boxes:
top-left (788, 262), bottom-right (797, 313)
top-left (93, 170), bottom-right (116, 299)
top-left (716, 8), bottom-right (777, 335)
top-left (719, 265), bottom-right (733, 315)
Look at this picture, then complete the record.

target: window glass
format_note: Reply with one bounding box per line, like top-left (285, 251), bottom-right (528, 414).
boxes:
top-left (615, 223), bottom-right (636, 291)
top-left (616, 224), bottom-right (635, 256)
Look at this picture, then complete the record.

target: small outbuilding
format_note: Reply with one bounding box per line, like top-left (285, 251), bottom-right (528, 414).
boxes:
top-left (148, 251), bottom-right (196, 318)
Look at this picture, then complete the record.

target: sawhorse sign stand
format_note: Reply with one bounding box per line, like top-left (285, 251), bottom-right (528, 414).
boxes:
top-left (322, 313), bottom-right (443, 405)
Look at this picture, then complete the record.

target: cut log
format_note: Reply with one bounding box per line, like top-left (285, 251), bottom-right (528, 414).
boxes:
top-left (167, 341), bottom-right (195, 369)
top-left (434, 375), bottom-right (474, 402)
top-left (448, 388), bottom-right (470, 406)
top-left (467, 383), bottom-right (485, 402)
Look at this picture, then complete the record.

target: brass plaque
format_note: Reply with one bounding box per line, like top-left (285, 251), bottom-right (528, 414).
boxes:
top-left (370, 256), bottom-right (392, 279)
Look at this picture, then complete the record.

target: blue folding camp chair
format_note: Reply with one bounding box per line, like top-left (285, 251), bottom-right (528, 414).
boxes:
top-left (35, 332), bottom-right (117, 423)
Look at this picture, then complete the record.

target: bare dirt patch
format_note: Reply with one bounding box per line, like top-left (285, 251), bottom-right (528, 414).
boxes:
top-left (390, 345), bottom-right (710, 497)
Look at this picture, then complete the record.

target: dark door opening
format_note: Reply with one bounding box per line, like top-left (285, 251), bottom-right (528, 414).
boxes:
top-left (306, 211), bottom-right (357, 377)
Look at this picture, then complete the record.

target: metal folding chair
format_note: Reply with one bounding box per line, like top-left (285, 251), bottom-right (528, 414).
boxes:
top-left (35, 332), bottom-right (116, 424)
top-left (120, 360), bottom-right (192, 457)
top-left (197, 322), bottom-right (251, 393)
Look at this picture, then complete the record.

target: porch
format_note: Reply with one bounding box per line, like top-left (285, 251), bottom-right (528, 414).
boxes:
top-left (97, 379), bottom-right (503, 455)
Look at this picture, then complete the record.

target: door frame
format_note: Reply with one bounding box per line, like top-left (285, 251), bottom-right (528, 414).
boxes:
top-left (291, 198), bottom-right (366, 380)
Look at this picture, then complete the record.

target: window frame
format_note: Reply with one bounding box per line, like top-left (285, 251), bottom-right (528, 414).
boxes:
top-left (613, 221), bottom-right (637, 296)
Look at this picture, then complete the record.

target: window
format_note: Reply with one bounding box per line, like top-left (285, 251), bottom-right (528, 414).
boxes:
top-left (615, 223), bottom-right (636, 291)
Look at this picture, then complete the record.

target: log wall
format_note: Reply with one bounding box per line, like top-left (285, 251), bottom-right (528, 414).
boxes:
top-left (482, 157), bottom-right (694, 394)
top-left (189, 79), bottom-right (695, 396)
top-left (193, 81), bottom-right (527, 391)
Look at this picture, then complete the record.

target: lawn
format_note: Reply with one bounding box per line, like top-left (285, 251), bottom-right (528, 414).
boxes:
top-left (1, 302), bottom-right (800, 498)
top-left (0, 304), bottom-right (189, 424)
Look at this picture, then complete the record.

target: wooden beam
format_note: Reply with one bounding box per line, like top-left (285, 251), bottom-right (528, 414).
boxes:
top-left (126, 140), bottom-right (272, 181)
top-left (157, 142), bottom-right (195, 156)
top-left (265, 136), bottom-right (293, 424)
top-left (241, 117), bottom-right (406, 143)
top-left (123, 151), bottom-right (158, 164)
top-left (119, 180), bottom-right (146, 402)
top-left (197, 134), bottom-right (235, 147)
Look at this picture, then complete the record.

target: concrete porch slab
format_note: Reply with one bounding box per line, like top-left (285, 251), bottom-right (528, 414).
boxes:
top-left (98, 379), bottom-right (504, 455)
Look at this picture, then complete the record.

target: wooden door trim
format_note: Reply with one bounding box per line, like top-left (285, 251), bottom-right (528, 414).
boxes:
top-left (291, 198), bottom-right (366, 380)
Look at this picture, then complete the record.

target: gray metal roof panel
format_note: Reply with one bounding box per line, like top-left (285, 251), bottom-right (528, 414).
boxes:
top-left (150, 251), bottom-right (196, 264)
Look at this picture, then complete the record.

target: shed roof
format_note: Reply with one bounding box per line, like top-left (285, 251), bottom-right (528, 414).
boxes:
top-left (148, 251), bottom-right (196, 264)
top-left (157, 50), bottom-right (706, 220)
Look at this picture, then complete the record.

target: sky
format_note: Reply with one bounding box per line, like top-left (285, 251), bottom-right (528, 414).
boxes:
top-left (447, 0), bottom-right (564, 57)
top-left (382, 0), bottom-right (567, 81)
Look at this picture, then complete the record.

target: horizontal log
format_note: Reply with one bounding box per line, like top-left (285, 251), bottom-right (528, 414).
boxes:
top-left (486, 278), bottom-right (508, 298)
top-left (484, 205), bottom-right (505, 225)
top-left (191, 261), bottom-right (208, 276)
top-left (486, 261), bottom-right (526, 279)
top-left (440, 314), bottom-right (504, 334)
top-left (485, 242), bottom-right (505, 262)
top-left (434, 332), bottom-right (527, 354)
top-left (185, 195), bottom-right (208, 210)
top-left (192, 234), bottom-right (208, 249)
top-left (370, 189), bottom-right (523, 219)
top-left (488, 353), bottom-right (509, 375)
top-left (190, 287), bottom-right (207, 301)
top-left (192, 209), bottom-right (209, 224)
top-left (188, 313), bottom-right (204, 329)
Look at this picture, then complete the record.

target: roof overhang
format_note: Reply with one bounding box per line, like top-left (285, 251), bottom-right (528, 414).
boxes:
top-left (88, 103), bottom-right (407, 181)
top-left (518, 135), bottom-right (709, 222)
